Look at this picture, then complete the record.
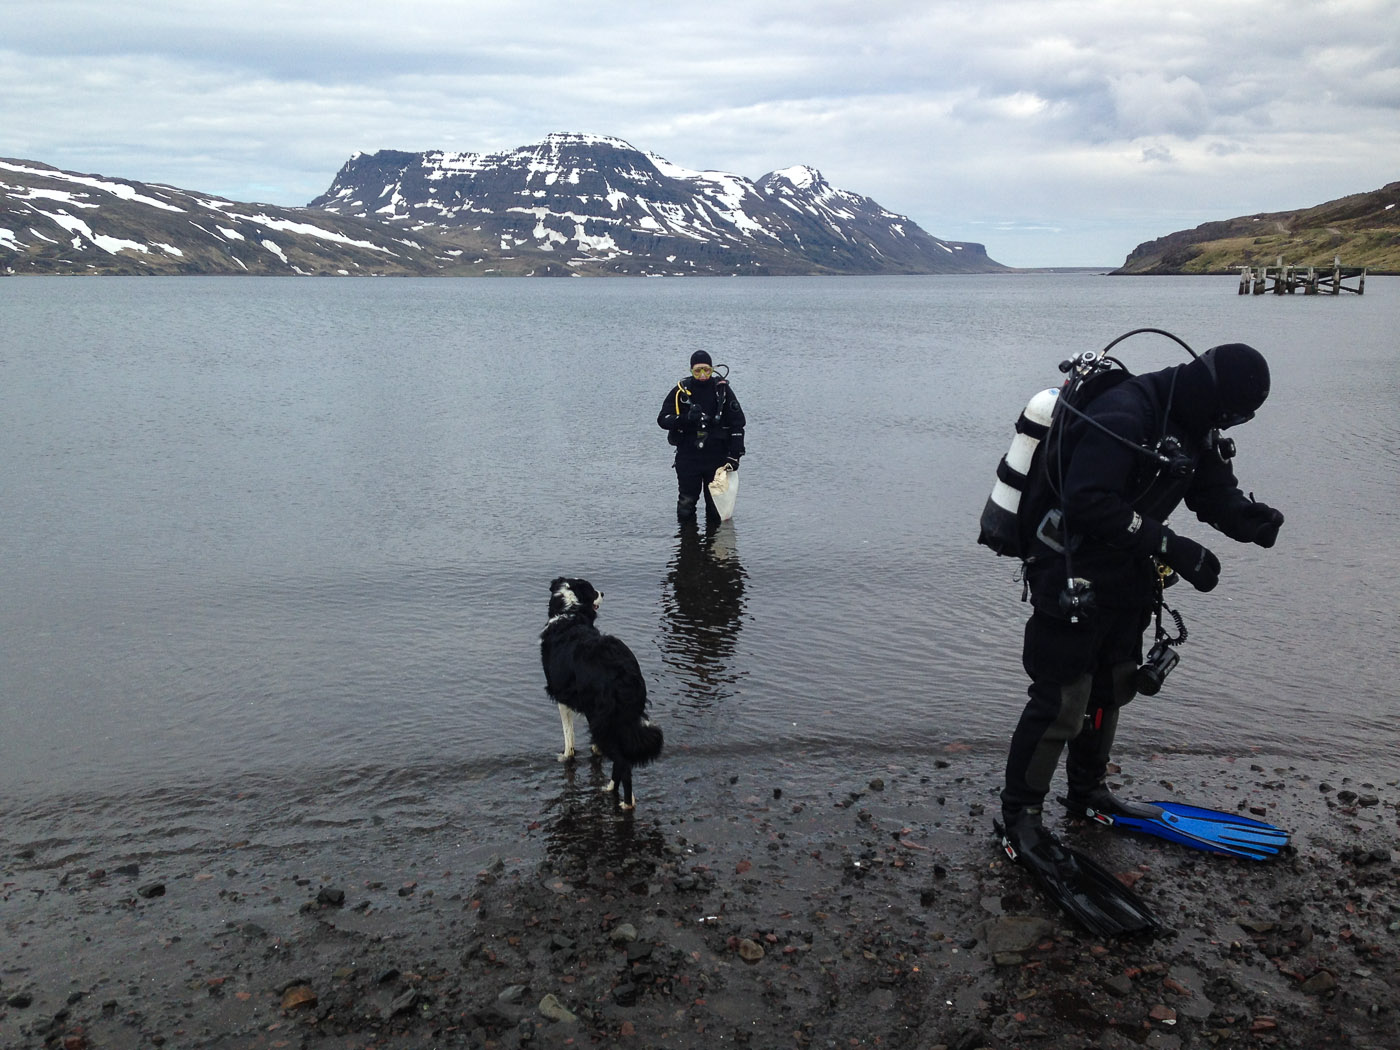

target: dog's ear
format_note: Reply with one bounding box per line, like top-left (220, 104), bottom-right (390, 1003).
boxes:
top-left (549, 576), bottom-right (566, 592)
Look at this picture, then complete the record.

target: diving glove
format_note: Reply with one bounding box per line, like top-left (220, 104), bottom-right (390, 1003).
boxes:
top-left (1240, 501), bottom-right (1284, 547)
top-left (1161, 531), bottom-right (1220, 592)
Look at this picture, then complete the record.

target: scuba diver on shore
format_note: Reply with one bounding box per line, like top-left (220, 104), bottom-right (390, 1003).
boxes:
top-left (658, 351), bottom-right (746, 523)
top-left (981, 333), bottom-right (1288, 935)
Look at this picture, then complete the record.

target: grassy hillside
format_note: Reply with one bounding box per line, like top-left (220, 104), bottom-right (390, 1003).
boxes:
top-left (1114, 181), bottom-right (1400, 275)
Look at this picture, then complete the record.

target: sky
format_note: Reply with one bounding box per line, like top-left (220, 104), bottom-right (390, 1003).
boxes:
top-left (2, 1), bottom-right (1397, 268)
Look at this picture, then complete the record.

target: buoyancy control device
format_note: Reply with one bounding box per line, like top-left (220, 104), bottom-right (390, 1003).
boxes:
top-left (977, 328), bottom-right (1207, 562)
top-left (978, 329), bottom-right (1209, 671)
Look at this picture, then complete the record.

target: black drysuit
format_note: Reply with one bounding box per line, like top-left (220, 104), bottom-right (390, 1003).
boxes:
top-left (1002, 354), bottom-right (1280, 815)
top-left (657, 375), bottom-right (746, 519)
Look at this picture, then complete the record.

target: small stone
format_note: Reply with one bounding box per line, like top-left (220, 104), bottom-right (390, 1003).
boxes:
top-left (610, 923), bottom-right (638, 944)
top-left (612, 982), bottom-right (638, 1005)
top-left (984, 916), bottom-right (1054, 955)
top-left (538, 993), bottom-right (578, 1023)
top-left (869, 778), bottom-right (885, 792)
top-left (316, 887), bottom-right (345, 907)
top-left (6, 992), bottom-right (33, 1009)
top-left (280, 984), bottom-right (317, 1011)
top-left (498, 984), bottom-right (528, 1004)
top-left (1300, 970), bottom-right (1337, 995)
top-left (1149, 1004), bottom-right (1177, 1024)
top-left (1103, 975), bottom-right (1134, 997)
top-left (737, 938), bottom-right (765, 962)
top-left (137, 882), bottom-right (165, 899)
top-left (382, 988), bottom-right (418, 1019)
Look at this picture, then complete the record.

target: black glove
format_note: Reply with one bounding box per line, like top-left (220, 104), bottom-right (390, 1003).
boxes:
top-left (725, 458), bottom-right (740, 472)
top-left (1162, 531), bottom-right (1220, 592)
top-left (684, 403), bottom-right (705, 425)
top-left (1238, 501), bottom-right (1285, 548)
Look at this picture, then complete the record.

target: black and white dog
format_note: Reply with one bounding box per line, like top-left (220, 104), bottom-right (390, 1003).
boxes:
top-left (540, 577), bottom-right (664, 810)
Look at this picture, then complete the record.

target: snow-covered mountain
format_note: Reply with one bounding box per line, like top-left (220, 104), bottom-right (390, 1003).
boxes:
top-left (1, 137), bottom-right (1006, 276)
top-left (309, 133), bottom-right (1005, 275)
top-left (0, 158), bottom-right (460, 276)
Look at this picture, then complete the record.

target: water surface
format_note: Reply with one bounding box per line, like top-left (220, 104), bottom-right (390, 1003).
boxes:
top-left (2, 274), bottom-right (1396, 826)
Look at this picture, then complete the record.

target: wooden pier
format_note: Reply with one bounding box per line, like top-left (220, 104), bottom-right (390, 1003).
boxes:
top-left (1238, 256), bottom-right (1366, 295)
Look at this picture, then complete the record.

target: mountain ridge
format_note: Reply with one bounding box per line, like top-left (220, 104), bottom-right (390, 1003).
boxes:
top-left (1113, 181), bottom-right (1400, 275)
top-left (1, 135), bottom-right (1005, 277)
top-left (308, 132), bottom-right (1003, 276)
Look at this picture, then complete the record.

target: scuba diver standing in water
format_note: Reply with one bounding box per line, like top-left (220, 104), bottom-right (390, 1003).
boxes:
top-left (658, 351), bottom-right (746, 523)
top-left (985, 336), bottom-right (1287, 934)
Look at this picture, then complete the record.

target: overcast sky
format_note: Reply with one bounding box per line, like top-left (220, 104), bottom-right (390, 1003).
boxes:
top-left (3, 0), bottom-right (1397, 267)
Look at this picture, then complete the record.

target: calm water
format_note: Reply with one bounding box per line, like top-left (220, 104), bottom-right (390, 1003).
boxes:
top-left (2, 274), bottom-right (1397, 823)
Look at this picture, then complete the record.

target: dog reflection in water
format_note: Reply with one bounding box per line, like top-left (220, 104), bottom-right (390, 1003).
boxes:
top-left (540, 577), bottom-right (664, 810)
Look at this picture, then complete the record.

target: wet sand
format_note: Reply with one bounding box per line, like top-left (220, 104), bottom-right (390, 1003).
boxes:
top-left (2, 751), bottom-right (1397, 1050)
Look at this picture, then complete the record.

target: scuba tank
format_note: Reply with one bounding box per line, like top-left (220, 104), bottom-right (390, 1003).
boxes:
top-left (978, 387), bottom-right (1058, 557)
top-left (978, 328), bottom-right (1202, 561)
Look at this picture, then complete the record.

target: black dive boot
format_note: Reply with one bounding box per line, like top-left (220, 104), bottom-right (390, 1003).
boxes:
top-left (994, 805), bottom-right (1158, 938)
top-left (997, 805), bottom-right (1057, 859)
top-left (1062, 783), bottom-right (1162, 824)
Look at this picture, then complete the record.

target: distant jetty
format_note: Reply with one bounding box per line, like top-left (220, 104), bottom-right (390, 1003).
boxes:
top-left (1238, 256), bottom-right (1366, 295)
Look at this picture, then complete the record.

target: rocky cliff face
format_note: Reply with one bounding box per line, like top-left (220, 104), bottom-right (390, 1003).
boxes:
top-left (309, 133), bottom-right (1004, 276)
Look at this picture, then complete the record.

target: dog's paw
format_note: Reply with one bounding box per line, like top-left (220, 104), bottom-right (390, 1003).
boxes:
top-left (618, 800), bottom-right (636, 812)
top-left (590, 745), bottom-right (603, 759)
top-left (557, 749), bottom-right (576, 763)
top-left (603, 780), bottom-right (615, 794)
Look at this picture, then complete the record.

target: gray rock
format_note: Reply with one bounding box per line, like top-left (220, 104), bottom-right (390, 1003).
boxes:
top-left (538, 993), bottom-right (577, 1023)
top-left (609, 922), bottom-right (638, 944)
top-left (498, 984), bottom-right (528, 1005)
top-left (382, 988), bottom-right (418, 1020)
top-left (1300, 970), bottom-right (1337, 995)
top-left (984, 915), bottom-right (1053, 955)
top-left (1103, 974), bottom-right (1135, 997)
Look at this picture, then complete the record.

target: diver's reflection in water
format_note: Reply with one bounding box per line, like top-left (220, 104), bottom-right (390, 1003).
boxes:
top-left (659, 517), bottom-right (747, 707)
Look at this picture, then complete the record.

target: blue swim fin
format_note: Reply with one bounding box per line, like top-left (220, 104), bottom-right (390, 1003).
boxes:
top-left (1065, 796), bottom-right (1289, 861)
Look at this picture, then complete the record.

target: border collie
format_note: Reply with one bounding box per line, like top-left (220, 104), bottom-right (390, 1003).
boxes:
top-left (540, 577), bottom-right (664, 810)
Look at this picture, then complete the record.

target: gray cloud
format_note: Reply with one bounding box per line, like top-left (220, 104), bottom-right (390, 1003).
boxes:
top-left (2, 0), bottom-right (1397, 266)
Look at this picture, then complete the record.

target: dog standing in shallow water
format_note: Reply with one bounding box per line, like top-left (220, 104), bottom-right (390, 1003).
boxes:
top-left (540, 577), bottom-right (664, 810)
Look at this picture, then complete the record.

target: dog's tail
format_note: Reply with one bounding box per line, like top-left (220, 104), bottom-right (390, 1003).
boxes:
top-left (618, 718), bottom-right (664, 766)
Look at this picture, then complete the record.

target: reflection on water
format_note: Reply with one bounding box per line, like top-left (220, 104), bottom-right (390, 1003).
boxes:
top-left (540, 763), bottom-right (670, 883)
top-left (659, 519), bottom-right (748, 707)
